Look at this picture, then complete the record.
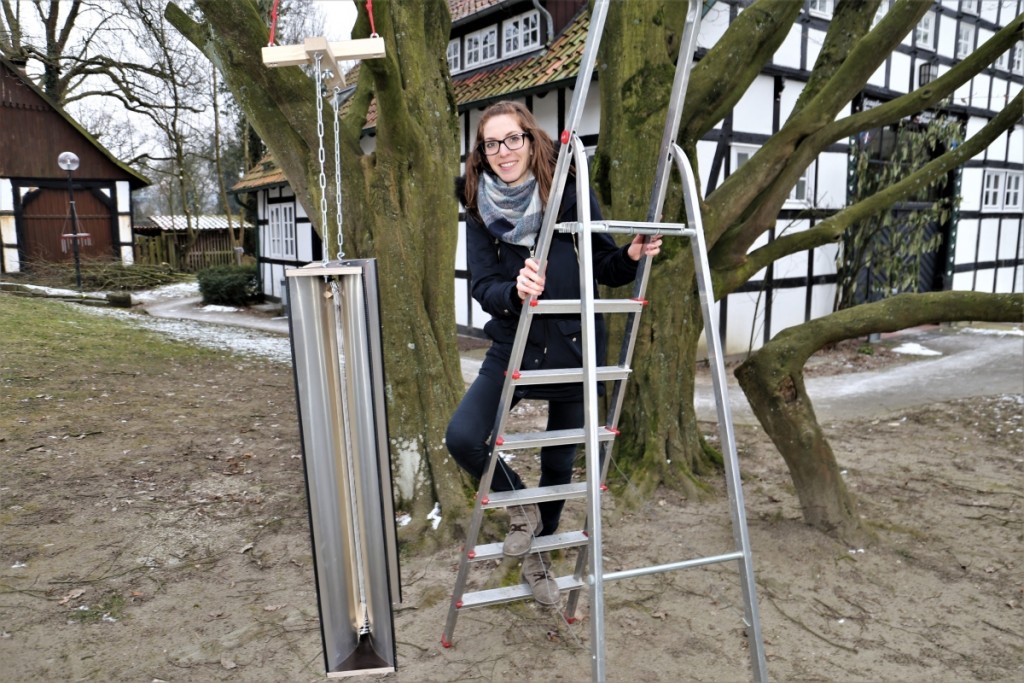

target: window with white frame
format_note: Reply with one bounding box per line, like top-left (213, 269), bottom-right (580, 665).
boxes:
top-left (995, 49), bottom-right (1009, 70)
top-left (447, 39), bottom-right (461, 74)
top-left (914, 11), bottom-right (936, 50)
top-left (982, 171), bottom-right (1002, 209)
top-left (808, 0), bottom-right (834, 18)
top-left (1012, 42), bottom-right (1023, 75)
top-left (503, 10), bottom-right (541, 57)
top-left (733, 145), bottom-right (815, 206)
top-left (1004, 172), bottom-right (1022, 211)
top-left (268, 203), bottom-right (296, 258)
top-left (956, 23), bottom-right (974, 59)
top-left (464, 26), bottom-right (498, 69)
top-left (733, 145), bottom-right (756, 173)
top-left (960, 1), bottom-right (980, 15)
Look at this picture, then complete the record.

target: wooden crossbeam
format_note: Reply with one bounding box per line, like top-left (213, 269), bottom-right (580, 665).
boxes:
top-left (262, 36), bottom-right (385, 89)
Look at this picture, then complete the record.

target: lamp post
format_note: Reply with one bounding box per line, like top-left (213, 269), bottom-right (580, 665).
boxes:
top-left (57, 151), bottom-right (83, 290)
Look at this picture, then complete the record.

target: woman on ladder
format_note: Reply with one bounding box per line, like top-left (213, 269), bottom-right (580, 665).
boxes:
top-left (446, 101), bottom-right (662, 606)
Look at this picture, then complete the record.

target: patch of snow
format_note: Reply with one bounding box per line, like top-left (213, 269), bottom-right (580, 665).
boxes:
top-left (72, 304), bottom-right (292, 364)
top-left (963, 326), bottom-right (1024, 337)
top-left (891, 343), bottom-right (942, 356)
top-left (201, 304), bottom-right (239, 313)
top-left (426, 502), bottom-right (442, 530)
top-left (6, 282), bottom-right (107, 298)
top-left (132, 281), bottom-right (199, 303)
top-left (396, 513), bottom-right (412, 527)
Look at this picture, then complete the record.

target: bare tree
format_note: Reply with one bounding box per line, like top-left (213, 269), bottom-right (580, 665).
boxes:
top-left (596, 0), bottom-right (1023, 540)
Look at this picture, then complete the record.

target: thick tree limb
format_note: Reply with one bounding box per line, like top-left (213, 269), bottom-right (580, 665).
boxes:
top-left (710, 14), bottom-right (1024, 272)
top-left (722, 89), bottom-right (1022, 292)
top-left (736, 291), bottom-right (1022, 539)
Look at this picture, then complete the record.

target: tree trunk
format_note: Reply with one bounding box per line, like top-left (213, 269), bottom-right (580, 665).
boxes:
top-left (166, 0), bottom-right (466, 546)
top-left (736, 291), bottom-right (1023, 541)
top-left (595, 1), bottom-right (756, 498)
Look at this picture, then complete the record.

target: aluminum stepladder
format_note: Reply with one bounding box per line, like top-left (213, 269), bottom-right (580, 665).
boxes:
top-left (442, 2), bottom-right (768, 682)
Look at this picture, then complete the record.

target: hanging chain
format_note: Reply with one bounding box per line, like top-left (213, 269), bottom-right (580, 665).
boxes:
top-left (314, 53), bottom-right (330, 266)
top-left (331, 87), bottom-right (344, 261)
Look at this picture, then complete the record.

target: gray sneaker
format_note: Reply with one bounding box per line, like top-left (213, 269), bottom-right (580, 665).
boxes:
top-left (521, 551), bottom-right (559, 607)
top-left (503, 504), bottom-right (541, 557)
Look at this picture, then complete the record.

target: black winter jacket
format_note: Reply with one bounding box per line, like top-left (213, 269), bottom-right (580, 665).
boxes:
top-left (458, 175), bottom-right (639, 399)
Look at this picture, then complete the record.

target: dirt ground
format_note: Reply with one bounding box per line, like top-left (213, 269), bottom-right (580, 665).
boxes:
top-left (1, 293), bottom-right (1022, 683)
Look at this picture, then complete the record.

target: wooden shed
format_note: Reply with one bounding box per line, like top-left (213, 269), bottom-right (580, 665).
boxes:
top-left (0, 56), bottom-right (150, 274)
top-left (134, 214), bottom-right (254, 272)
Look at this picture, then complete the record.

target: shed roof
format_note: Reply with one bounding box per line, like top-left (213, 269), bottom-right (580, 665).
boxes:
top-left (138, 215), bottom-right (254, 232)
top-left (0, 57), bottom-right (150, 188)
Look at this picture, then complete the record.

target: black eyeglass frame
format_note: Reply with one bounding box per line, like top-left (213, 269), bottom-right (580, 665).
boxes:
top-left (479, 132), bottom-right (532, 156)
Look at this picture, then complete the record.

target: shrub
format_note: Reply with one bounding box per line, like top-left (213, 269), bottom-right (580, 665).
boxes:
top-left (196, 265), bottom-right (261, 306)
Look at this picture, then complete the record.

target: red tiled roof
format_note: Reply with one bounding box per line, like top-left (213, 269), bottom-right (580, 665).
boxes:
top-left (449, 0), bottom-right (505, 23)
top-left (232, 153), bottom-right (286, 191)
top-left (453, 11), bottom-right (586, 104)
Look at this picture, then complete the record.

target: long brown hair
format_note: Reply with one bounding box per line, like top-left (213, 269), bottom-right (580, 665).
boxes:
top-left (463, 101), bottom-right (557, 217)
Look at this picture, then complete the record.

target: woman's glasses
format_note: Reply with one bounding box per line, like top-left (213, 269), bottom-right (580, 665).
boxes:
top-left (480, 132), bottom-right (531, 156)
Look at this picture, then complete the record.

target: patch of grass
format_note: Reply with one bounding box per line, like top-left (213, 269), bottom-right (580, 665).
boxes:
top-left (857, 343), bottom-right (875, 355)
top-left (67, 592), bottom-right (126, 624)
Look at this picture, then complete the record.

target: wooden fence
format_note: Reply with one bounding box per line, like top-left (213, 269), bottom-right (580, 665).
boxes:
top-left (134, 230), bottom-right (244, 272)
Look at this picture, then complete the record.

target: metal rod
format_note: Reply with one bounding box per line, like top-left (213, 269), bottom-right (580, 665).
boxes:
top-left (603, 552), bottom-right (745, 582)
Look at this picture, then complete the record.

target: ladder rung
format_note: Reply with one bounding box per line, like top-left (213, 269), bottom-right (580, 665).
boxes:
top-left (468, 530), bottom-right (589, 562)
top-left (529, 298), bottom-right (646, 315)
top-left (513, 365), bottom-right (630, 385)
top-left (497, 425), bottom-right (617, 451)
top-left (482, 482), bottom-right (589, 509)
top-left (458, 574), bottom-right (586, 609)
top-left (556, 220), bottom-right (695, 237)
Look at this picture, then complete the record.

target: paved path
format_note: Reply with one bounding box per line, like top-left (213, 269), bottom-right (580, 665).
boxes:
top-left (142, 294), bottom-right (1023, 425)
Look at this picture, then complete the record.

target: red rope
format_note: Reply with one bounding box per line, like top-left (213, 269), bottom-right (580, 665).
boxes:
top-left (268, 0), bottom-right (281, 46)
top-left (366, 0), bottom-right (377, 37)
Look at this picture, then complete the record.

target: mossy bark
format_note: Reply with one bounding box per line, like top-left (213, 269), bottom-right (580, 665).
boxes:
top-left (166, 0), bottom-right (466, 545)
top-left (736, 292), bottom-right (1023, 541)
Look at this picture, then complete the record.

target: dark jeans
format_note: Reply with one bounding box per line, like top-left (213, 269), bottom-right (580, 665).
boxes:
top-left (445, 372), bottom-right (582, 536)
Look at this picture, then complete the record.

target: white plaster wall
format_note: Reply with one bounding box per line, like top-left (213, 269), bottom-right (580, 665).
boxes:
top-left (937, 16), bottom-right (958, 59)
top-left (816, 151), bottom-right (848, 209)
top-left (0, 178), bottom-right (11, 212)
top-left (977, 217), bottom-right (1000, 262)
top-left (532, 90), bottom-right (560, 135)
top-left (808, 281), bottom-right (837, 319)
top-left (889, 51), bottom-right (912, 93)
top-left (770, 286), bottom-right (807, 337)
top-left (980, 2), bottom-right (1002, 23)
top-left (725, 291), bottom-right (765, 355)
top-left (954, 218), bottom-right (979, 264)
top-left (118, 215), bottom-right (132, 243)
top-left (970, 75), bottom-right (992, 113)
top-left (806, 28), bottom-right (825, 71)
top-left (117, 182), bottom-right (130, 214)
top-left (974, 268), bottom-right (995, 292)
top-left (959, 169), bottom-right (983, 212)
top-left (951, 271), bottom-right (974, 290)
top-left (120, 245), bottom-right (134, 265)
top-left (778, 78), bottom-right (804, 127)
top-left (774, 23), bottom-right (803, 71)
top-left (733, 75), bottom-right (775, 136)
top-left (1009, 125), bottom-right (1024, 164)
top-left (696, 138), bottom-right (718, 193)
top-left (577, 86), bottom-right (602, 137)
top-left (997, 219), bottom-right (1021, 261)
top-left (698, 3), bottom-right (731, 50)
top-left (995, 266), bottom-right (1017, 294)
top-left (297, 219), bottom-right (315, 262)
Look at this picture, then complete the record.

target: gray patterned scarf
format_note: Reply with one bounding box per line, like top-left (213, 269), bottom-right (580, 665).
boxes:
top-left (477, 170), bottom-right (542, 248)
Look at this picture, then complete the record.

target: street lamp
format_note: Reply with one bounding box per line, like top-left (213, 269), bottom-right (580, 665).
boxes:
top-left (58, 151), bottom-right (83, 290)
